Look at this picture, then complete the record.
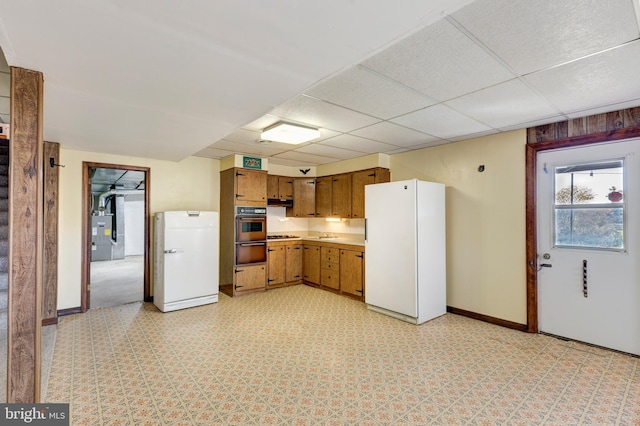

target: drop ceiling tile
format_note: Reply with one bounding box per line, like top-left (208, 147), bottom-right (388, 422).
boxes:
top-left (447, 129), bottom-right (500, 142)
top-left (274, 151), bottom-right (338, 165)
top-left (524, 41), bottom-right (640, 115)
top-left (210, 139), bottom-right (289, 157)
top-left (268, 157), bottom-right (317, 167)
top-left (319, 134), bottom-right (400, 153)
top-left (306, 66), bottom-right (436, 119)
top-left (241, 115), bottom-right (281, 131)
top-left (293, 143), bottom-right (365, 160)
top-left (385, 147), bottom-right (412, 155)
top-left (452, 0), bottom-right (640, 75)
top-left (362, 19), bottom-right (514, 101)
top-left (351, 121), bottom-right (441, 147)
top-left (270, 95), bottom-right (380, 132)
top-left (391, 104), bottom-right (492, 139)
top-left (193, 147), bottom-right (235, 159)
top-left (221, 128), bottom-right (261, 144)
top-left (445, 78), bottom-right (560, 128)
top-left (565, 98), bottom-right (640, 120)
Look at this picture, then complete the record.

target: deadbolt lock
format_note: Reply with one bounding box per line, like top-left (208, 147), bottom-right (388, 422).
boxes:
top-left (542, 253), bottom-right (551, 260)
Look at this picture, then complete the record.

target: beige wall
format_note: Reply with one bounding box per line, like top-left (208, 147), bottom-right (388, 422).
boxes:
top-left (58, 148), bottom-right (220, 310)
top-left (390, 130), bottom-right (527, 324)
top-left (58, 132), bottom-right (527, 323)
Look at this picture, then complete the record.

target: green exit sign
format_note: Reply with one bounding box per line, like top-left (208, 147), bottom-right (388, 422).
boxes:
top-left (243, 156), bottom-right (262, 170)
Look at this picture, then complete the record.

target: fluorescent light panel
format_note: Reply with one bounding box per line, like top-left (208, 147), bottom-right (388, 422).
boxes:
top-left (261, 122), bottom-right (320, 144)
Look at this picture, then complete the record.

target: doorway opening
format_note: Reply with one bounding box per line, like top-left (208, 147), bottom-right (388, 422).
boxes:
top-left (81, 162), bottom-right (150, 312)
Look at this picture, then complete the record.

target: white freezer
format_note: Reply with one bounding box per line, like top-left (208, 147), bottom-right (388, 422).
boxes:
top-left (154, 211), bottom-right (219, 312)
top-left (365, 179), bottom-right (446, 324)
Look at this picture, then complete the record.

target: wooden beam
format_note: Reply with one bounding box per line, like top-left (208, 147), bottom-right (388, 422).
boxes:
top-left (42, 141), bottom-right (60, 326)
top-left (8, 67), bottom-right (44, 403)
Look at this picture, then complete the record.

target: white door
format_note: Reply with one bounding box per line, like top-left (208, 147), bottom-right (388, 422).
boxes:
top-left (537, 139), bottom-right (639, 355)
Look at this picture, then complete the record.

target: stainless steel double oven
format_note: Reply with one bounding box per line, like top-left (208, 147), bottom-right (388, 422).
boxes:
top-left (235, 206), bottom-right (267, 265)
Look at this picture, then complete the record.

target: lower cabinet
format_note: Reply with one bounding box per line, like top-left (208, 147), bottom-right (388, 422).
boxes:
top-left (320, 246), bottom-right (339, 290)
top-left (302, 244), bottom-right (321, 285)
top-left (301, 241), bottom-right (365, 300)
top-left (339, 249), bottom-right (364, 298)
top-left (233, 264), bottom-right (266, 295)
top-left (285, 244), bottom-right (303, 282)
top-left (267, 241), bottom-right (303, 288)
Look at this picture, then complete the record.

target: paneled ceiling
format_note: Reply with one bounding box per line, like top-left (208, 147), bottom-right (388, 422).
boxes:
top-left (0, 0), bottom-right (639, 166)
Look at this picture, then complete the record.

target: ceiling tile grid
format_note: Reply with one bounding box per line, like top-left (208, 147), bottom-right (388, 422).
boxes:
top-left (204, 0), bottom-right (640, 165)
top-left (3, 0), bottom-right (639, 165)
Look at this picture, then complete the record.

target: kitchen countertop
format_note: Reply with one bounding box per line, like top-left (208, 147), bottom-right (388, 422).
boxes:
top-left (267, 236), bottom-right (365, 247)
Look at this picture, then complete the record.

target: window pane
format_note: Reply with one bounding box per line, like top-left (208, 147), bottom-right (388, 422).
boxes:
top-left (555, 160), bottom-right (623, 205)
top-left (555, 207), bottom-right (623, 249)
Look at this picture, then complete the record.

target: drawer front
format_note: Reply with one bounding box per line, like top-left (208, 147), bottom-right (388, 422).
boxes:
top-left (321, 247), bottom-right (339, 264)
top-left (321, 269), bottom-right (339, 290)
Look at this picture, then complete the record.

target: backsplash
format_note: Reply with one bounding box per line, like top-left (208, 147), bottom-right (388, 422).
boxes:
top-left (267, 207), bottom-right (365, 236)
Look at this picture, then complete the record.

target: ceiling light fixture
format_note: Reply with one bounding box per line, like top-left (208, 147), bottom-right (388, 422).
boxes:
top-left (261, 122), bottom-right (320, 144)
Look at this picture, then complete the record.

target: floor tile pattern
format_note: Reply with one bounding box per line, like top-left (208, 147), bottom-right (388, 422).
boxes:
top-left (46, 285), bottom-right (639, 425)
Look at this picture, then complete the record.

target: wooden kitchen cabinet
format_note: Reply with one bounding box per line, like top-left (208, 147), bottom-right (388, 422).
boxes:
top-left (302, 244), bottom-right (321, 285)
top-left (351, 168), bottom-right (390, 218)
top-left (232, 168), bottom-right (267, 206)
top-left (320, 246), bottom-right (340, 290)
top-left (292, 178), bottom-right (316, 217)
top-left (339, 248), bottom-right (364, 299)
top-left (267, 241), bottom-right (302, 288)
top-left (267, 244), bottom-right (286, 287)
top-left (331, 173), bottom-right (352, 218)
top-left (233, 264), bottom-right (266, 295)
top-left (285, 243), bottom-right (303, 282)
top-left (314, 176), bottom-right (332, 217)
top-left (267, 175), bottom-right (294, 200)
top-left (220, 167), bottom-right (268, 296)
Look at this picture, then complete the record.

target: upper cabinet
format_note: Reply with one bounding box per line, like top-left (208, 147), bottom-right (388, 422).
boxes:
top-left (331, 173), bottom-right (352, 218)
top-left (235, 168), bottom-right (267, 205)
top-left (221, 168), bottom-right (267, 207)
top-left (267, 175), bottom-right (294, 200)
top-left (351, 168), bottom-right (390, 218)
top-left (314, 176), bottom-right (332, 217)
top-left (292, 178), bottom-right (316, 217)
top-left (284, 167), bottom-right (390, 218)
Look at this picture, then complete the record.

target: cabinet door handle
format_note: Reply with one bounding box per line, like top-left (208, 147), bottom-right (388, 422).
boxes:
top-left (235, 284), bottom-right (244, 289)
top-left (236, 194), bottom-right (244, 198)
top-left (236, 172), bottom-right (245, 177)
top-left (267, 248), bottom-right (276, 252)
top-left (234, 269), bottom-right (244, 273)
top-left (267, 279), bottom-right (275, 283)
top-left (356, 254), bottom-right (364, 259)
top-left (355, 289), bottom-right (363, 294)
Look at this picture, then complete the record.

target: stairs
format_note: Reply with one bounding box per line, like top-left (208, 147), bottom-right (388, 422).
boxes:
top-left (0, 139), bottom-right (7, 332)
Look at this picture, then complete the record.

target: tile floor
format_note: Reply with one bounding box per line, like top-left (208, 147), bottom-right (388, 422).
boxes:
top-left (45, 285), bottom-right (639, 425)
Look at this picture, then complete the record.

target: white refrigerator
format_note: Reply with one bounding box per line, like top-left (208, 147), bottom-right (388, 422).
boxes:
top-left (365, 179), bottom-right (446, 324)
top-left (154, 211), bottom-right (219, 312)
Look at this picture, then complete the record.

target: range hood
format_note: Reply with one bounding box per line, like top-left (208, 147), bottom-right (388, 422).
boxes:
top-left (267, 198), bottom-right (293, 207)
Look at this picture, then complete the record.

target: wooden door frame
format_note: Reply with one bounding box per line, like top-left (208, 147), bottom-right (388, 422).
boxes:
top-left (525, 127), bottom-right (640, 332)
top-left (81, 161), bottom-right (151, 312)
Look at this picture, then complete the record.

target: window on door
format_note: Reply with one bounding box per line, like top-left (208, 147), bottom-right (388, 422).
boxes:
top-left (553, 159), bottom-right (624, 250)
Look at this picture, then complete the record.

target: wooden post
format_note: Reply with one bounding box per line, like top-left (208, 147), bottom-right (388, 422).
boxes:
top-left (8, 67), bottom-right (43, 403)
top-left (43, 141), bottom-right (59, 326)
